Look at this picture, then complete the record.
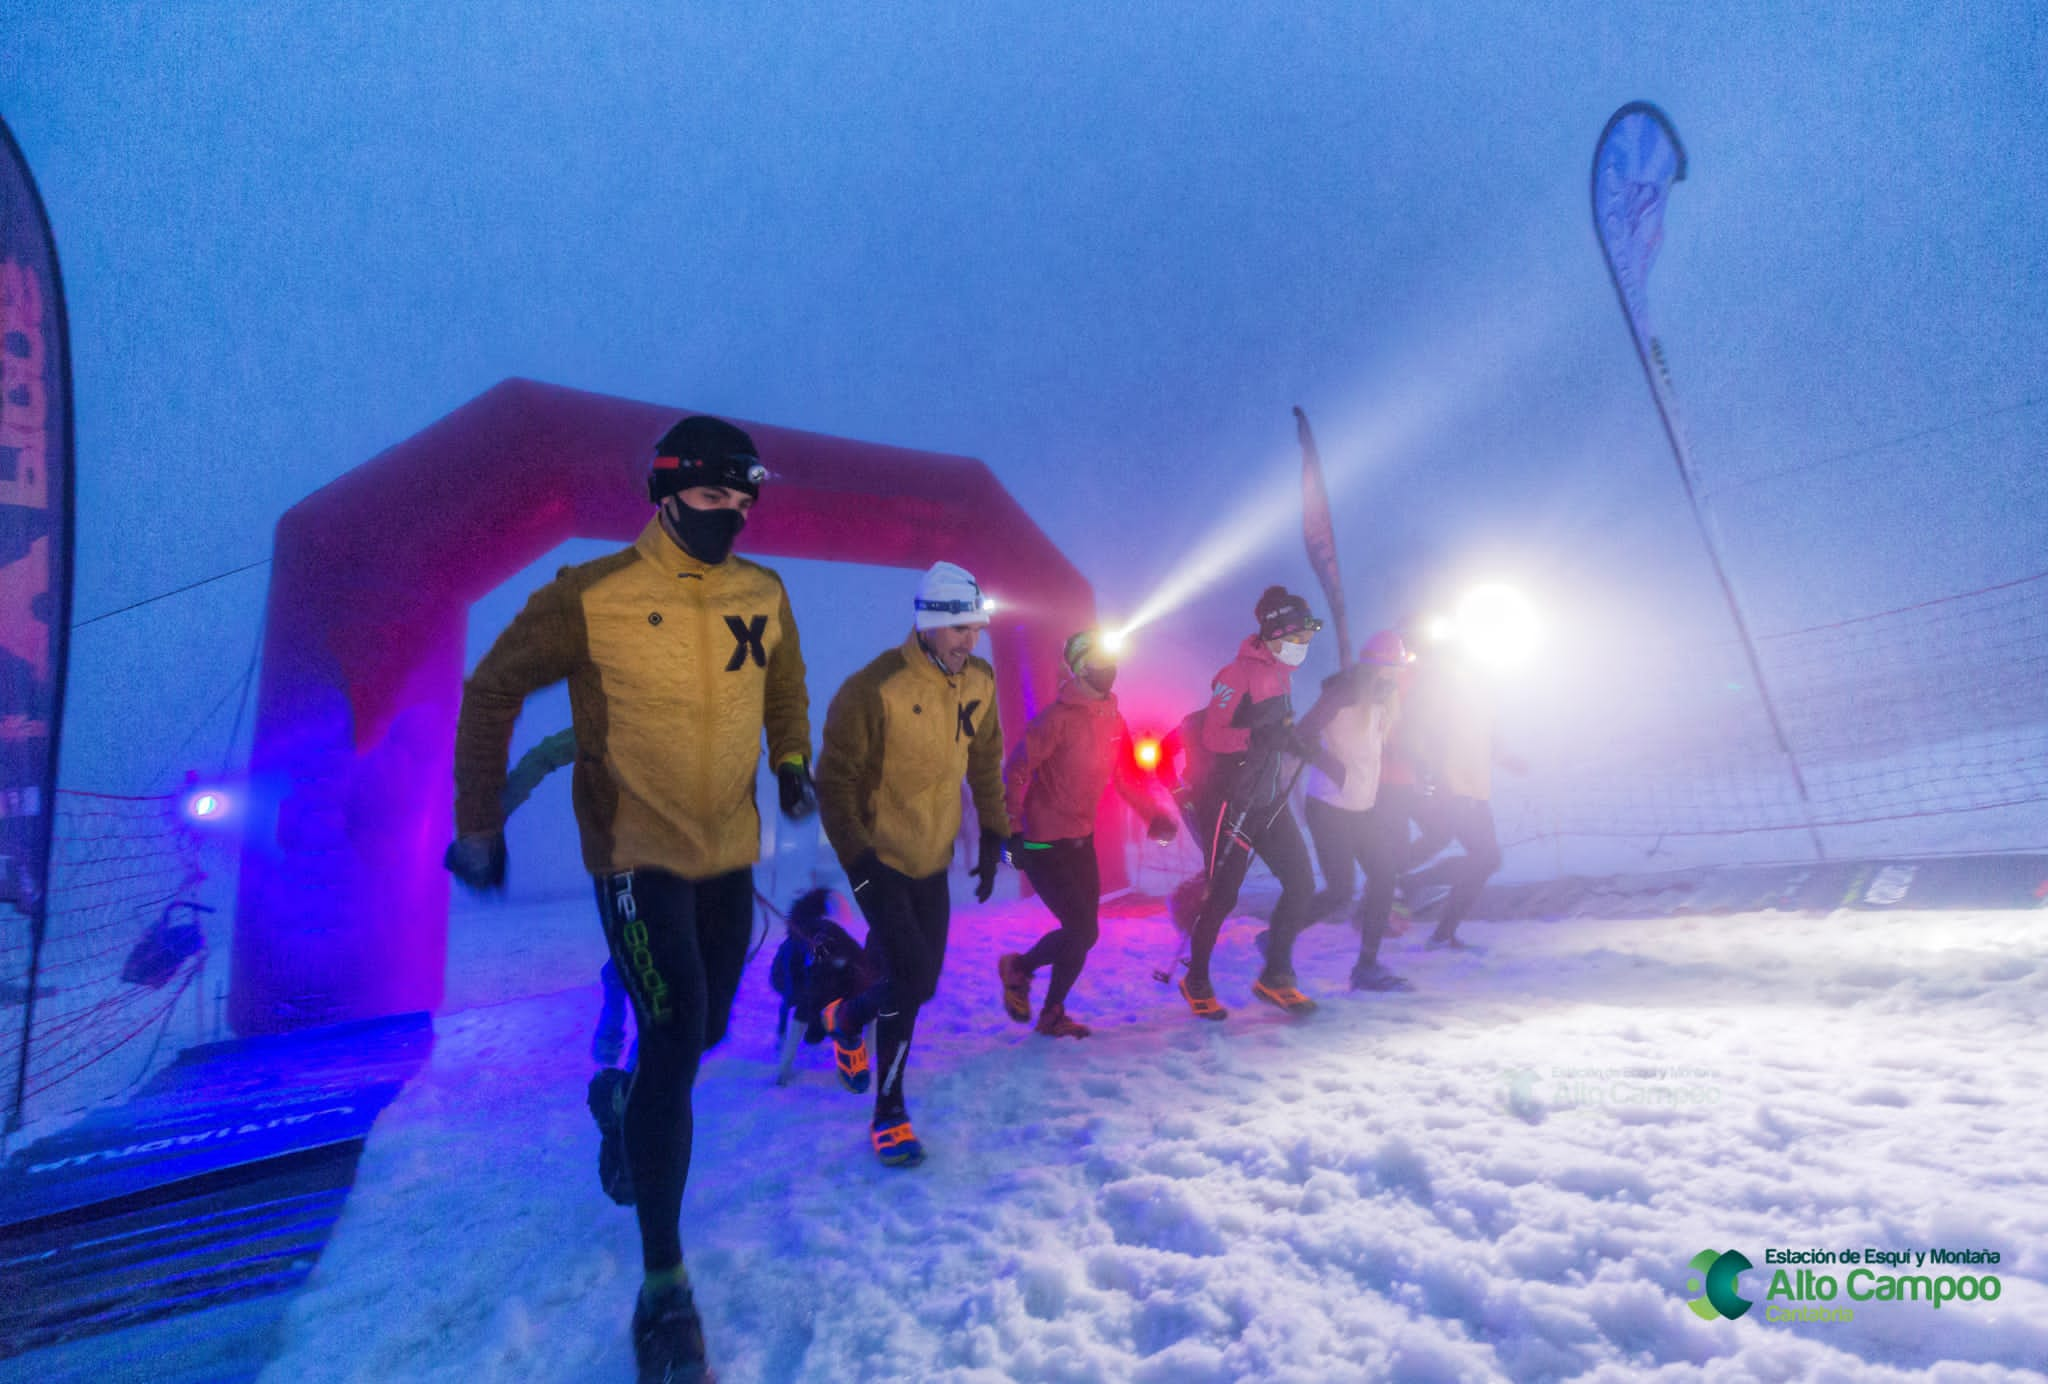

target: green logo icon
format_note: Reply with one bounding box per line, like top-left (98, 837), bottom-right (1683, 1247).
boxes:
top-left (1686, 1249), bottom-right (1754, 1320)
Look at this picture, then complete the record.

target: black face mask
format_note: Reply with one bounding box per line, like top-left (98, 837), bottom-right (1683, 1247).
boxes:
top-left (663, 500), bottom-right (745, 564)
top-left (1082, 665), bottom-right (1117, 696)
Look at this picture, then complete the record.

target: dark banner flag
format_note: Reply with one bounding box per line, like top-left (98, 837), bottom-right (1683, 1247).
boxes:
top-left (2, 114), bottom-right (75, 1131)
top-left (1293, 406), bottom-right (1350, 666)
top-left (1591, 101), bottom-right (1822, 858)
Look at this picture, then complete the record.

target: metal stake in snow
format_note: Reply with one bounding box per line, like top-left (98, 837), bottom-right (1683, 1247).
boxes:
top-left (1590, 100), bottom-right (1825, 862)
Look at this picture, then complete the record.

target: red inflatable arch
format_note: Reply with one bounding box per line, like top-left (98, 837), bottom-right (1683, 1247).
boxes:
top-left (233, 378), bottom-right (1106, 1036)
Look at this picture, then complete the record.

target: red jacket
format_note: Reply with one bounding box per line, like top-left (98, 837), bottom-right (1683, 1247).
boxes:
top-left (1200, 635), bottom-right (1295, 756)
top-left (1004, 678), bottom-right (1168, 842)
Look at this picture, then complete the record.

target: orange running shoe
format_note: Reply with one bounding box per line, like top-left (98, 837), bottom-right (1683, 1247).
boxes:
top-left (1178, 975), bottom-right (1228, 1021)
top-left (1251, 975), bottom-right (1319, 1015)
top-left (997, 953), bottom-right (1033, 1024)
top-left (822, 999), bottom-right (869, 1093)
top-left (1034, 1001), bottom-right (1092, 1039)
top-left (871, 1118), bottom-right (926, 1167)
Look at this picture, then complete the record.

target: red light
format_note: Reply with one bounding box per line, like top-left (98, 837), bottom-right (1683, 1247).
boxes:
top-left (1134, 737), bottom-right (1162, 771)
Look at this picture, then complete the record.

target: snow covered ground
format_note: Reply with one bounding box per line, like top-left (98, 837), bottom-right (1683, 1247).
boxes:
top-left (247, 883), bottom-right (2046, 1383)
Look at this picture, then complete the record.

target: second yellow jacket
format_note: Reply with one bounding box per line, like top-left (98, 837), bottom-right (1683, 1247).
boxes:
top-left (818, 633), bottom-right (1010, 878)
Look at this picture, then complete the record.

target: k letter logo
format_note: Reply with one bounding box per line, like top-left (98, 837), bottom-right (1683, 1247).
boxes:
top-left (1686, 1249), bottom-right (1754, 1320)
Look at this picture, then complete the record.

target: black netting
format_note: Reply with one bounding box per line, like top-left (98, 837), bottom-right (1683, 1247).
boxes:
top-left (3, 791), bottom-right (210, 1132)
top-left (1496, 571), bottom-right (2048, 850)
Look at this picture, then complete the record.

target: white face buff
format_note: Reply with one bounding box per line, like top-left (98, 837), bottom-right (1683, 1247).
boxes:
top-left (1275, 641), bottom-right (1310, 667)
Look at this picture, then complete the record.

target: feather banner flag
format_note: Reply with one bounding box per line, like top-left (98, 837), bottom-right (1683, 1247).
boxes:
top-left (2, 111), bottom-right (76, 1133)
top-left (1293, 406), bottom-right (1350, 667)
top-left (1591, 101), bottom-right (1696, 493)
top-left (1591, 101), bottom-right (1823, 857)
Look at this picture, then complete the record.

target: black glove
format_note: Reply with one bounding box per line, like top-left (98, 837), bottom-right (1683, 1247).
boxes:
top-left (1006, 833), bottom-right (1031, 867)
top-left (1146, 815), bottom-right (1179, 845)
top-left (973, 829), bottom-right (1004, 904)
top-left (777, 759), bottom-right (817, 821)
top-left (444, 832), bottom-right (507, 893)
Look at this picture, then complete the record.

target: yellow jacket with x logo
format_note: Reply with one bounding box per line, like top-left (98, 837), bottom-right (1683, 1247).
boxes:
top-left (454, 516), bottom-right (810, 880)
top-left (818, 633), bottom-right (1010, 879)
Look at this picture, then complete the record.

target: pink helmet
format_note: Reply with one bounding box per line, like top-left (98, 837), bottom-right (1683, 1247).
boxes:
top-left (1361, 629), bottom-right (1413, 666)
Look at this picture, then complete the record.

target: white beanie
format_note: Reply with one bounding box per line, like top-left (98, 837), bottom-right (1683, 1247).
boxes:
top-left (913, 561), bottom-right (991, 631)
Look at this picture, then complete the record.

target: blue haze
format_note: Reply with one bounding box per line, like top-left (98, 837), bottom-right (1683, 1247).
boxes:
top-left (4, 2), bottom-right (2042, 896)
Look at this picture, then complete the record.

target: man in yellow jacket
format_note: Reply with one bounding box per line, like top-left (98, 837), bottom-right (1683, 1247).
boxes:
top-left (447, 414), bottom-right (811, 1384)
top-left (817, 560), bottom-right (1011, 1168)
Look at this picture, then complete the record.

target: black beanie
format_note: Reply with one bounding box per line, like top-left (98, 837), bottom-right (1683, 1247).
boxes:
top-left (1255, 586), bottom-right (1323, 641)
top-left (650, 415), bottom-right (766, 501)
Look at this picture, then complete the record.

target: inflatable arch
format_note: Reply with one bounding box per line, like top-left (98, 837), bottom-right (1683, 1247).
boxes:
top-left (232, 379), bottom-right (1103, 1036)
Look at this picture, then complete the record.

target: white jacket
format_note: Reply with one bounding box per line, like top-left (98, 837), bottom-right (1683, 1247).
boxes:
top-left (1305, 699), bottom-right (1389, 813)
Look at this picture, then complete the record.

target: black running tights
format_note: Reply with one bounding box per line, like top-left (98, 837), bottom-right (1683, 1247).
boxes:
top-left (1018, 837), bottom-right (1102, 1009)
top-left (595, 866), bottom-right (753, 1275)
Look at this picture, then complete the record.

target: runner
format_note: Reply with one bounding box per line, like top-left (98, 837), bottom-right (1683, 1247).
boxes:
top-left (1178, 586), bottom-right (1323, 1020)
top-left (1296, 629), bottom-right (1417, 991)
top-left (998, 630), bottom-right (1178, 1037)
top-left (816, 561), bottom-right (1010, 1166)
top-left (447, 414), bottom-right (813, 1384)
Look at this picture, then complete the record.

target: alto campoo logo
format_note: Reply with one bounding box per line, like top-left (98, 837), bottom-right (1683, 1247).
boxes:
top-left (1686, 1248), bottom-right (1754, 1320)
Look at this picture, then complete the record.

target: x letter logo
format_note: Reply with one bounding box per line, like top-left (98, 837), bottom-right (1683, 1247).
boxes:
top-left (725, 615), bottom-right (768, 670)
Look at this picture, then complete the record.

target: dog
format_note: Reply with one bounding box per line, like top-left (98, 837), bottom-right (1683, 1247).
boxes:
top-left (588, 888), bottom-right (874, 1206)
top-left (768, 887), bottom-right (875, 1086)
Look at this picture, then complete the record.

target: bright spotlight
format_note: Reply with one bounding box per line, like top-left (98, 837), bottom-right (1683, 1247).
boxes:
top-left (1133, 737), bottom-right (1162, 771)
top-left (1454, 583), bottom-right (1542, 670)
top-left (185, 788), bottom-right (231, 822)
top-left (1100, 626), bottom-right (1128, 657)
top-left (1423, 615), bottom-right (1456, 645)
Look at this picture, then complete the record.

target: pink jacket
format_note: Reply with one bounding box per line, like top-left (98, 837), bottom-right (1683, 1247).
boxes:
top-left (1004, 678), bottom-right (1169, 842)
top-left (1199, 635), bottom-right (1295, 755)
